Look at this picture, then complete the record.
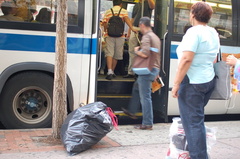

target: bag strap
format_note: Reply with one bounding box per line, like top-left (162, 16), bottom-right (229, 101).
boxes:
top-left (136, 32), bottom-right (152, 47)
top-left (134, 33), bottom-right (141, 45)
top-left (110, 8), bottom-right (114, 16)
top-left (117, 8), bottom-right (122, 16)
top-left (217, 49), bottom-right (222, 62)
top-left (106, 107), bottom-right (119, 130)
top-left (110, 8), bottom-right (122, 17)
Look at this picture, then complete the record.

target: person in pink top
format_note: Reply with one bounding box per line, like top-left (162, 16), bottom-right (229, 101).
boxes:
top-left (102, 0), bottom-right (137, 80)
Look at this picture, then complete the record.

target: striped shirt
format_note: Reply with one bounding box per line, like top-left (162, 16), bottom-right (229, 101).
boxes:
top-left (103, 6), bottom-right (128, 37)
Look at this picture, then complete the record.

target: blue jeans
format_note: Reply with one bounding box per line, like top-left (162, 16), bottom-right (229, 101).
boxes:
top-left (178, 75), bottom-right (215, 159)
top-left (128, 81), bottom-right (141, 114)
top-left (133, 68), bottom-right (159, 125)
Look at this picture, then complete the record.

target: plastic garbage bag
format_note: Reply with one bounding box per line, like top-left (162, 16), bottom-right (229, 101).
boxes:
top-left (60, 101), bottom-right (115, 156)
top-left (165, 117), bottom-right (217, 159)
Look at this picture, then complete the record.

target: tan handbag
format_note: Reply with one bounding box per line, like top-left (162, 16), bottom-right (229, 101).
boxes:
top-left (132, 52), bottom-right (157, 75)
top-left (132, 34), bottom-right (157, 75)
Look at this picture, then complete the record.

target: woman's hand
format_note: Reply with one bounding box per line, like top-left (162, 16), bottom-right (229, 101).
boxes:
top-left (172, 84), bottom-right (180, 98)
top-left (226, 55), bottom-right (238, 66)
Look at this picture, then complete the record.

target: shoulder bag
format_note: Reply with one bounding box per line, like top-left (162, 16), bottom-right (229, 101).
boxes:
top-left (132, 34), bottom-right (158, 75)
top-left (210, 50), bottom-right (231, 100)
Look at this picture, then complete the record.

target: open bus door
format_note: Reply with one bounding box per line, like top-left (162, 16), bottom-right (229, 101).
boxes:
top-left (97, 0), bottom-right (136, 119)
top-left (97, 0), bottom-right (171, 123)
top-left (151, 0), bottom-right (173, 122)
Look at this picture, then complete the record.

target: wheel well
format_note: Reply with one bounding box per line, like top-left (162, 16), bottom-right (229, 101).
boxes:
top-left (0, 69), bottom-right (73, 114)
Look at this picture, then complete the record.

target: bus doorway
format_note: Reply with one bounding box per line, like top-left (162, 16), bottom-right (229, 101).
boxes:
top-left (96, 0), bottom-right (168, 123)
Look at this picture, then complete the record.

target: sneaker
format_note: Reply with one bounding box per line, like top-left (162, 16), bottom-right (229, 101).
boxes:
top-left (112, 74), bottom-right (117, 78)
top-left (106, 74), bottom-right (114, 80)
top-left (99, 69), bottom-right (104, 75)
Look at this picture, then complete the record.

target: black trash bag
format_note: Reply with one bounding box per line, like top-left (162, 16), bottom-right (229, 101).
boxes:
top-left (60, 101), bottom-right (113, 156)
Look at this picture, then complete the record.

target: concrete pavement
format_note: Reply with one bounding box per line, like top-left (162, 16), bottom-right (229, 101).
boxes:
top-left (0, 120), bottom-right (240, 159)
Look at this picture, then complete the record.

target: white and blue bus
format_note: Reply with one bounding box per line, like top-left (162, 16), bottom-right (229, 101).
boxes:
top-left (0, 0), bottom-right (239, 129)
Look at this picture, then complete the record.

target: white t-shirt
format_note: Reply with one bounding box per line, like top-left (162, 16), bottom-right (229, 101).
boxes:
top-left (177, 25), bottom-right (220, 84)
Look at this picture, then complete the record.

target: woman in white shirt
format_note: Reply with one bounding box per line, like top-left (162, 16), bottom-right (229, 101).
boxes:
top-left (172, 2), bottom-right (220, 159)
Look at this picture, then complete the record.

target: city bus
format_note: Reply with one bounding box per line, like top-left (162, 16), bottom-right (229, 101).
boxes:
top-left (0, 0), bottom-right (239, 129)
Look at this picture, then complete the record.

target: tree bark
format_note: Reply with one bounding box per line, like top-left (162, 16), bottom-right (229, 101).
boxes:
top-left (52, 0), bottom-right (68, 139)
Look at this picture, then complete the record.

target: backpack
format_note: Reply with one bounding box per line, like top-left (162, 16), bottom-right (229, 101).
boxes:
top-left (107, 8), bottom-right (124, 37)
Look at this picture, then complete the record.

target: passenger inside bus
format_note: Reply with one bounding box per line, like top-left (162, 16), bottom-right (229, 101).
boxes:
top-left (15, 0), bottom-right (37, 22)
top-left (33, 7), bottom-right (52, 23)
top-left (0, 1), bottom-right (23, 21)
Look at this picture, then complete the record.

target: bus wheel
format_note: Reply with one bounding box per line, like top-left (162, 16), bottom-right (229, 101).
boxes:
top-left (0, 71), bottom-right (53, 129)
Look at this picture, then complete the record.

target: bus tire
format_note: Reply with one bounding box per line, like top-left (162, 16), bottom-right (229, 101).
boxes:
top-left (0, 71), bottom-right (53, 129)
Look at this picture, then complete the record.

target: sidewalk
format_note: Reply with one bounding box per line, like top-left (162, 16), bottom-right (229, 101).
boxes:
top-left (0, 121), bottom-right (240, 159)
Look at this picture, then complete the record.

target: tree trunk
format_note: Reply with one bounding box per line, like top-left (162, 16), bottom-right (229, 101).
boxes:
top-left (52, 0), bottom-right (68, 139)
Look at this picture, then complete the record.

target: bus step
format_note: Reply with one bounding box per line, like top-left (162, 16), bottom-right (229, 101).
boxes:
top-left (97, 78), bottom-right (134, 94)
top-left (97, 97), bottom-right (131, 111)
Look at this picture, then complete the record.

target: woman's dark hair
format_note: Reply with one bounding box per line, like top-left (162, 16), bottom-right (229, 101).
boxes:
top-left (35, 8), bottom-right (52, 23)
top-left (113, 0), bottom-right (122, 6)
top-left (191, 1), bottom-right (213, 23)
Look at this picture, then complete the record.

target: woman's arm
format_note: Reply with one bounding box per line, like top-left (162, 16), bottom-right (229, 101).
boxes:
top-left (172, 51), bottom-right (194, 98)
top-left (124, 16), bottom-right (138, 33)
top-left (148, 0), bottom-right (155, 9)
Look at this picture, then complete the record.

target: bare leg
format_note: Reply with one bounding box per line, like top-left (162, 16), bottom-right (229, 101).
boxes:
top-left (112, 58), bottom-right (118, 72)
top-left (106, 56), bottom-right (113, 70)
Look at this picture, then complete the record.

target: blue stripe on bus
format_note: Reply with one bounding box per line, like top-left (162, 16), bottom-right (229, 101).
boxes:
top-left (0, 33), bottom-right (97, 54)
top-left (169, 44), bottom-right (240, 59)
top-left (170, 44), bottom-right (178, 59)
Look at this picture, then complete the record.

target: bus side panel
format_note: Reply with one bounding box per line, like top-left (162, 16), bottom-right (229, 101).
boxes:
top-left (167, 43), bottom-right (236, 116)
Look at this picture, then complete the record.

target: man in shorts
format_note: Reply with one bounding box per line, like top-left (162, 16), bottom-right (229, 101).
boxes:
top-left (103, 0), bottom-right (137, 80)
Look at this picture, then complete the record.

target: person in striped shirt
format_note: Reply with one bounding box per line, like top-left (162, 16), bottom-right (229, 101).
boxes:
top-left (103, 0), bottom-right (137, 80)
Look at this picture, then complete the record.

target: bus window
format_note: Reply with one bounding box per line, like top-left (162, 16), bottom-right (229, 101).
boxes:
top-left (173, 1), bottom-right (191, 34)
top-left (210, 1), bottom-right (232, 39)
top-left (0, 0), bottom-right (79, 25)
top-left (100, 0), bottom-right (113, 21)
top-left (173, 0), bottom-right (232, 39)
top-left (67, 0), bottom-right (78, 25)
